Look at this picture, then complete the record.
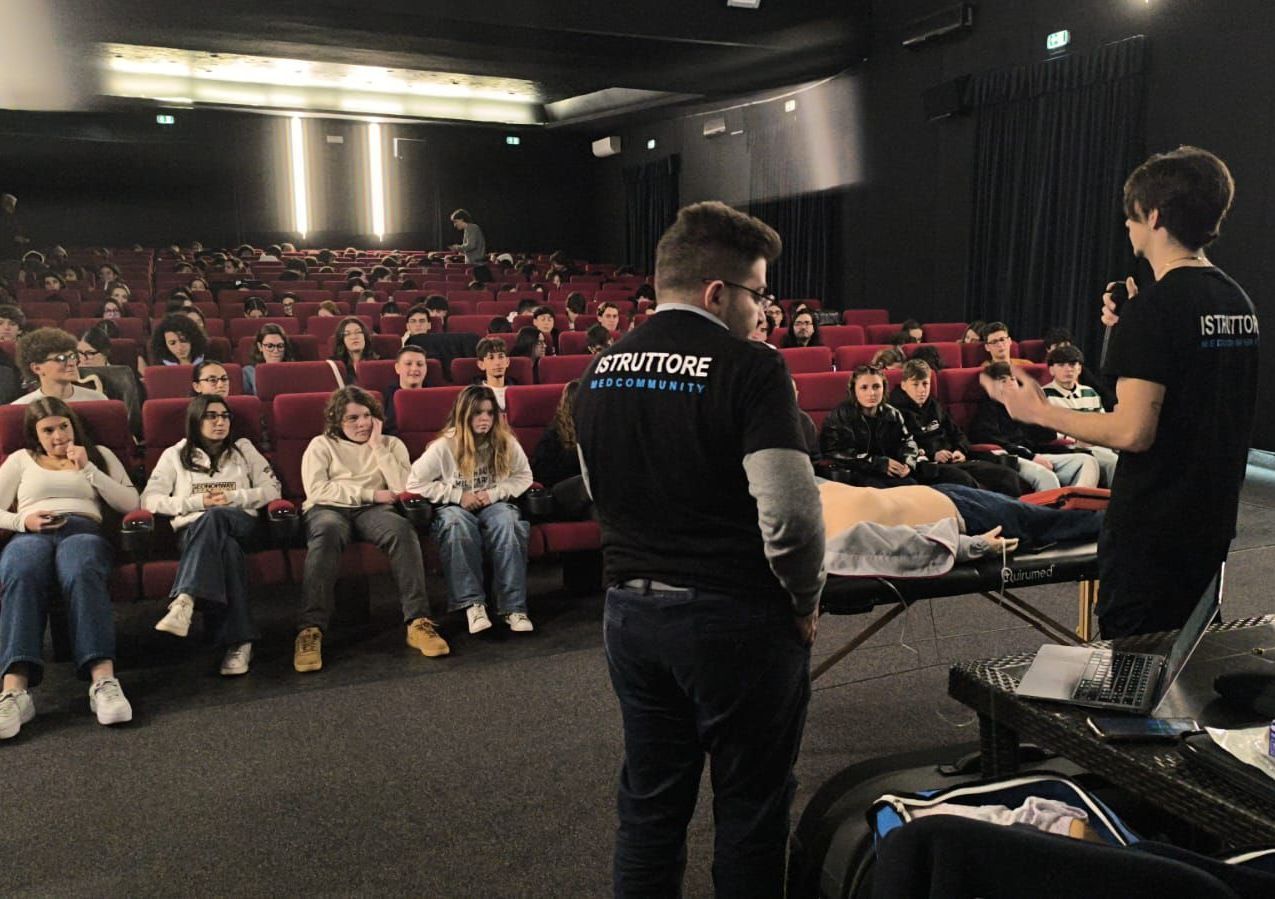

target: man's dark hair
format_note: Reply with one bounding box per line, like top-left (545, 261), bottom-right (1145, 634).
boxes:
top-left (1047, 344), bottom-right (1085, 366)
top-left (532, 305), bottom-right (555, 320)
top-left (911, 345), bottom-right (944, 372)
top-left (654, 201), bottom-right (781, 299)
top-left (565, 292), bottom-right (587, 314)
top-left (424, 294), bottom-right (449, 312)
top-left (488, 317), bottom-right (513, 333)
top-left (981, 321), bottom-right (1009, 340)
top-left (450, 209), bottom-right (472, 223)
top-left (889, 331), bottom-right (917, 346)
top-left (1042, 327), bottom-right (1073, 350)
top-left (1123, 146), bottom-right (1235, 251)
top-left (900, 318), bottom-right (922, 332)
top-left (395, 344), bottom-right (427, 361)
top-left (985, 361), bottom-right (1013, 380)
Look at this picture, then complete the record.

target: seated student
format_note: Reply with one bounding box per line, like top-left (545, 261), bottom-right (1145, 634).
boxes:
top-left (530, 380), bottom-right (591, 518)
top-left (381, 344), bottom-right (429, 434)
top-left (871, 346), bottom-right (905, 370)
top-left (407, 385), bottom-right (534, 635)
top-left (596, 302), bottom-right (624, 334)
top-left (99, 299), bottom-right (125, 321)
top-left (473, 336), bottom-right (517, 410)
top-left (279, 293), bottom-right (298, 317)
top-left (889, 331), bottom-right (917, 347)
top-left (0, 398), bottom-right (140, 739)
top-left (243, 296), bottom-right (269, 319)
top-left (488, 316), bottom-right (513, 334)
top-left (423, 294), bottom-right (450, 329)
top-left (512, 325), bottom-right (548, 362)
top-left (142, 395), bottom-right (281, 676)
top-left (150, 314), bottom-right (208, 370)
top-left (820, 365), bottom-right (919, 488)
top-left (242, 324), bottom-right (294, 395)
top-left (530, 305), bottom-right (558, 355)
top-left (980, 321), bottom-right (1033, 367)
top-left (191, 360), bottom-right (232, 397)
top-left (971, 362), bottom-right (1100, 490)
top-left (12, 328), bottom-right (109, 404)
top-left (910, 344), bottom-right (945, 372)
top-left (963, 320), bottom-right (986, 344)
top-left (42, 271), bottom-right (66, 292)
top-left (400, 303), bottom-right (432, 345)
top-left (763, 301), bottom-right (785, 334)
top-left (585, 323), bottom-right (613, 355)
top-left (514, 298), bottom-right (539, 320)
top-left (782, 308), bottom-right (822, 348)
top-left (0, 304), bottom-right (27, 342)
top-left (316, 300), bottom-right (340, 317)
top-left (1042, 344), bottom-right (1119, 487)
top-left (564, 292), bottom-right (587, 330)
top-left (899, 319), bottom-right (924, 342)
top-left (889, 359), bottom-right (1030, 496)
top-left (818, 478), bottom-right (1102, 579)
top-left (792, 378), bottom-right (820, 461)
top-left (75, 326), bottom-right (112, 371)
top-left (330, 316), bottom-right (378, 383)
top-left (1044, 326), bottom-right (1117, 411)
top-left (293, 386), bottom-right (448, 673)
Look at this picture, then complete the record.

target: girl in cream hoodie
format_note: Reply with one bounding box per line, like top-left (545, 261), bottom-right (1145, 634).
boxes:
top-left (142, 395), bottom-right (281, 676)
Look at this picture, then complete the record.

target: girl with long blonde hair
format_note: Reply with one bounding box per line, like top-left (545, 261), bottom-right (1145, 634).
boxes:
top-left (407, 385), bottom-right (534, 636)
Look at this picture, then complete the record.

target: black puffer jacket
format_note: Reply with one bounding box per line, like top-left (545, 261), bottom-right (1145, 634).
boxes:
top-left (819, 402), bottom-right (919, 474)
top-left (888, 386), bottom-right (970, 460)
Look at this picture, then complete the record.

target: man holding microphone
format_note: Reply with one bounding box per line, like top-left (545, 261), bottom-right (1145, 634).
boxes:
top-left (986, 146), bottom-right (1258, 638)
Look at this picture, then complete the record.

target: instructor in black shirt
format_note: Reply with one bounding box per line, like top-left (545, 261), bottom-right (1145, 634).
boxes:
top-left (988, 146), bottom-right (1258, 637)
top-left (574, 201), bottom-right (825, 896)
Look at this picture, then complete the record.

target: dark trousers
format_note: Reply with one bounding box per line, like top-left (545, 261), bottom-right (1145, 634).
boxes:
top-left (172, 507), bottom-right (261, 646)
top-left (1096, 526), bottom-right (1230, 638)
top-left (298, 504), bottom-right (429, 632)
top-left (917, 459), bottom-right (1033, 495)
top-left (604, 585), bottom-right (811, 898)
top-left (932, 484), bottom-right (1103, 548)
top-left (872, 815), bottom-right (1272, 899)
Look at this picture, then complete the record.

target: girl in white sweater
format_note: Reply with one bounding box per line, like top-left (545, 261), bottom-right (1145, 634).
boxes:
top-left (407, 385), bottom-right (534, 635)
top-left (142, 395), bottom-right (281, 676)
top-left (0, 398), bottom-right (139, 740)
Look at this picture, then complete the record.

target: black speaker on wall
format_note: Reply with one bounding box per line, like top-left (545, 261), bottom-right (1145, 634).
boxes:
top-left (923, 75), bottom-right (971, 121)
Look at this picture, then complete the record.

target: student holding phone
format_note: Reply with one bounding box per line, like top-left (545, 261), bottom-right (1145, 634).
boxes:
top-left (0, 398), bottom-right (139, 740)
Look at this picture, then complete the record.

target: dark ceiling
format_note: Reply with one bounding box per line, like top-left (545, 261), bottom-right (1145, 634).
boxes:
top-left (79, 0), bottom-right (872, 126)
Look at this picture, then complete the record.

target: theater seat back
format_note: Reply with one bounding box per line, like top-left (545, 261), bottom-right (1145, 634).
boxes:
top-left (538, 354), bottom-right (593, 384)
top-left (141, 395), bottom-right (265, 474)
top-left (144, 364), bottom-right (244, 399)
top-left (254, 361), bottom-right (346, 402)
top-left (395, 386), bottom-right (465, 458)
top-left (840, 309), bottom-right (890, 327)
top-left (778, 346), bottom-right (834, 374)
top-left (0, 400), bottom-right (133, 471)
top-left (504, 384), bottom-right (566, 456)
top-left (792, 371), bottom-right (851, 428)
top-left (355, 358), bottom-right (445, 395)
top-left (271, 393), bottom-right (331, 500)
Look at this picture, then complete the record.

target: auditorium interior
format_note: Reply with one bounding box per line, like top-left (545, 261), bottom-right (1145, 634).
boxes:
top-left (2, 1), bottom-right (1275, 895)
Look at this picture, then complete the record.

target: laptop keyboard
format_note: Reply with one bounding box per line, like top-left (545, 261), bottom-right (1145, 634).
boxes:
top-left (1073, 652), bottom-right (1157, 707)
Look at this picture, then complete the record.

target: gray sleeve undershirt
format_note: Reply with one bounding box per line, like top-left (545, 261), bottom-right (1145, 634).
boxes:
top-left (743, 448), bottom-right (827, 616)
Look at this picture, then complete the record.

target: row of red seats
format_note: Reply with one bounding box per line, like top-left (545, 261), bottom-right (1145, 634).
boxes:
top-left (774, 339), bottom-right (1047, 372)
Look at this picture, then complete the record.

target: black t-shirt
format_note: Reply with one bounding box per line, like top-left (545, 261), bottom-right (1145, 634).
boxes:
top-left (1103, 266), bottom-right (1259, 550)
top-left (573, 307), bottom-right (807, 598)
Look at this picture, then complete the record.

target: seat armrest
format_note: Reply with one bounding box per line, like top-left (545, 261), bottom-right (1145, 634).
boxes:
top-left (396, 492), bottom-right (435, 531)
top-left (266, 499), bottom-right (303, 544)
top-left (119, 508), bottom-right (155, 557)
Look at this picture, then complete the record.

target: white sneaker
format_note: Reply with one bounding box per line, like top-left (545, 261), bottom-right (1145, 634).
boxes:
top-left (466, 603), bottom-right (492, 634)
top-left (155, 594), bottom-right (194, 637)
top-left (0, 690), bottom-right (35, 740)
top-left (219, 642), bottom-right (253, 677)
top-left (504, 612), bottom-right (534, 633)
top-left (89, 677), bottom-right (133, 726)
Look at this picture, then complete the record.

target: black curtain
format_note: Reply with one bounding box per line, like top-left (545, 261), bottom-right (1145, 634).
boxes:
top-left (748, 121), bottom-right (838, 304)
top-left (965, 36), bottom-right (1146, 348)
top-left (623, 155), bottom-right (680, 274)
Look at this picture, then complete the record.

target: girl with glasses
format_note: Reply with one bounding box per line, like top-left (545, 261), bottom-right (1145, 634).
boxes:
top-left (242, 324), bottom-right (294, 396)
top-left (330, 316), bottom-right (378, 383)
top-left (191, 361), bottom-right (232, 397)
top-left (142, 395), bottom-right (281, 677)
top-left (13, 328), bottom-right (109, 405)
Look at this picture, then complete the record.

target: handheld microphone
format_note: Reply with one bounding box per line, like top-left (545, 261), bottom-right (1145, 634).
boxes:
top-left (1099, 280), bottom-right (1130, 370)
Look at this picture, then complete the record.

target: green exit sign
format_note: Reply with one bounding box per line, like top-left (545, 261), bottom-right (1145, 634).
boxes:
top-left (1047, 29), bottom-right (1070, 51)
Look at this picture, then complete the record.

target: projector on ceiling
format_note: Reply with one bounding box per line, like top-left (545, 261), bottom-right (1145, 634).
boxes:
top-left (592, 136), bottom-right (622, 158)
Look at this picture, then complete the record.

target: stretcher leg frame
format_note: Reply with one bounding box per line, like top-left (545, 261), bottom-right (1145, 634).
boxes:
top-left (1077, 579), bottom-right (1099, 642)
top-left (811, 601), bottom-right (909, 682)
top-left (979, 588), bottom-right (1084, 648)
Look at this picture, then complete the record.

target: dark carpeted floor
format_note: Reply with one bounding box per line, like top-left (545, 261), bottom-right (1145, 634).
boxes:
top-left (4, 470), bottom-right (1275, 897)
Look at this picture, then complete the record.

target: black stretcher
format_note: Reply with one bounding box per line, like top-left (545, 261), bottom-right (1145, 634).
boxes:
top-left (814, 541), bottom-right (1100, 681)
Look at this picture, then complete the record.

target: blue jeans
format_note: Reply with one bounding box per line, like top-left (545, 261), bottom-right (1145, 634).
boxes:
top-left (431, 503), bottom-right (529, 613)
top-left (0, 515), bottom-right (115, 687)
top-left (604, 586), bottom-right (811, 898)
top-left (173, 507), bottom-right (261, 646)
top-left (932, 484), bottom-right (1103, 548)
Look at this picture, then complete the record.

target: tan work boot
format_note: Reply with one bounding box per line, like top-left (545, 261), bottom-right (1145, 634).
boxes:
top-left (407, 618), bottom-right (451, 657)
top-left (294, 627), bottom-right (323, 672)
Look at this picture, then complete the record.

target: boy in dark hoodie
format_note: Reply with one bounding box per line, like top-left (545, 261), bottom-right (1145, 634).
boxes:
top-left (889, 360), bottom-right (1030, 496)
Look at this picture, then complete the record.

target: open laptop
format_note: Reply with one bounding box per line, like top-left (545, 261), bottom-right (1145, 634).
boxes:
top-left (1015, 567), bottom-right (1223, 713)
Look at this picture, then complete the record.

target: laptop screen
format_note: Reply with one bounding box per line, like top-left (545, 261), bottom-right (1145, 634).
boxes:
top-left (1154, 568), bottom-right (1224, 703)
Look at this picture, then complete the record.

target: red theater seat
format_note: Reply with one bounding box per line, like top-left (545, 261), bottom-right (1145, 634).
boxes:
top-left (504, 383), bottom-right (564, 456)
top-left (19, 301), bottom-right (71, 323)
top-left (841, 309), bottom-right (890, 327)
top-left (922, 322), bottom-right (970, 342)
top-left (253, 361), bottom-right (346, 402)
top-left (778, 346), bottom-right (834, 374)
top-left (394, 386), bottom-right (464, 458)
top-left (834, 345), bottom-right (889, 371)
top-left (228, 317), bottom-right (300, 341)
top-left (141, 395), bottom-right (264, 473)
top-left (445, 314), bottom-right (493, 335)
top-left (779, 299), bottom-right (822, 315)
top-left (305, 315), bottom-right (375, 345)
top-left (903, 342), bottom-right (962, 370)
top-left (866, 323), bottom-right (903, 343)
top-left (291, 302), bottom-right (351, 325)
top-left (64, 317), bottom-right (145, 340)
top-left (355, 358), bottom-right (445, 394)
top-left (792, 372), bottom-right (851, 429)
top-left (538, 354), bottom-right (593, 384)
